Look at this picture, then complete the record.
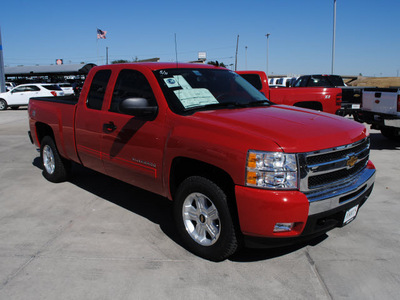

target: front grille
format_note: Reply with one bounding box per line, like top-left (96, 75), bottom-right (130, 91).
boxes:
top-left (299, 138), bottom-right (370, 192)
top-left (308, 156), bottom-right (368, 188)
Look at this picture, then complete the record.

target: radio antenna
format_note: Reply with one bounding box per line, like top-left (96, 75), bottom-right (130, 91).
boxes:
top-left (174, 33), bottom-right (178, 68)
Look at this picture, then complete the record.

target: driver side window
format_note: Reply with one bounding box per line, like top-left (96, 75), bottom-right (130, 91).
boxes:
top-left (109, 69), bottom-right (156, 113)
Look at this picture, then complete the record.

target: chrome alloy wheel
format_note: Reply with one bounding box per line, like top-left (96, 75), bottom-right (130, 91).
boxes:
top-left (43, 145), bottom-right (56, 175)
top-left (0, 100), bottom-right (6, 110)
top-left (182, 192), bottom-right (221, 246)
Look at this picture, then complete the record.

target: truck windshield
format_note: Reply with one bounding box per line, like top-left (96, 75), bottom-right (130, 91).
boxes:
top-left (154, 68), bottom-right (270, 114)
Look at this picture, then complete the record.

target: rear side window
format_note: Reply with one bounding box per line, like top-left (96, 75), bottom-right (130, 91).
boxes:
top-left (240, 74), bottom-right (262, 91)
top-left (58, 83), bottom-right (72, 87)
top-left (87, 70), bottom-right (112, 110)
top-left (43, 85), bottom-right (62, 91)
top-left (14, 85), bottom-right (41, 92)
top-left (109, 69), bottom-right (156, 113)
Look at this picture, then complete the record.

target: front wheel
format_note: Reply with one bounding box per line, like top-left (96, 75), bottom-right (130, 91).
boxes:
top-left (40, 136), bottom-right (71, 183)
top-left (173, 176), bottom-right (239, 261)
top-left (0, 99), bottom-right (7, 111)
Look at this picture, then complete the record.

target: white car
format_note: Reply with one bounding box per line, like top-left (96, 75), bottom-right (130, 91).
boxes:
top-left (0, 83), bottom-right (64, 110)
top-left (57, 83), bottom-right (75, 96)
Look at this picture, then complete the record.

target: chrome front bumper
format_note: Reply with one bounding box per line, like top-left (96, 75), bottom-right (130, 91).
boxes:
top-left (306, 168), bottom-right (376, 215)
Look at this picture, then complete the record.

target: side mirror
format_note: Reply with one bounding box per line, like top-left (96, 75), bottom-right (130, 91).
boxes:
top-left (119, 98), bottom-right (158, 119)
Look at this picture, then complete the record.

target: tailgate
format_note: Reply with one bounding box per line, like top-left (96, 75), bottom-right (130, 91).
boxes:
top-left (362, 88), bottom-right (399, 115)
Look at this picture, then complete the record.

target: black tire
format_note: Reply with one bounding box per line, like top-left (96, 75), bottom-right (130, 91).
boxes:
top-left (0, 99), bottom-right (7, 111)
top-left (40, 136), bottom-right (71, 183)
top-left (173, 176), bottom-right (239, 261)
top-left (381, 128), bottom-right (400, 141)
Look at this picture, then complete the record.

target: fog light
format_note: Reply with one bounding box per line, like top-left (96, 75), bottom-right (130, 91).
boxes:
top-left (273, 223), bottom-right (294, 232)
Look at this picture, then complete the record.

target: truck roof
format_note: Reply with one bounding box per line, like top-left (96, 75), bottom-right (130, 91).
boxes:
top-left (94, 62), bottom-right (225, 71)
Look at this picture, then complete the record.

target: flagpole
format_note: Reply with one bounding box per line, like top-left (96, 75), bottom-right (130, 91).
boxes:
top-left (96, 29), bottom-right (99, 65)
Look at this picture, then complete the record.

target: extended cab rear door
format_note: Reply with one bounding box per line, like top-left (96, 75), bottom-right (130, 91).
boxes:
top-left (100, 68), bottom-right (167, 195)
top-left (75, 69), bottom-right (112, 174)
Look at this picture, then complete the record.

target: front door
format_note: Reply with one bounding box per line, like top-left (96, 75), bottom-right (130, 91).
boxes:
top-left (101, 69), bottom-right (166, 195)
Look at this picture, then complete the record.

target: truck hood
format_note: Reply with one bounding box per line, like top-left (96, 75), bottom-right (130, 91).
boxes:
top-left (192, 105), bottom-right (368, 153)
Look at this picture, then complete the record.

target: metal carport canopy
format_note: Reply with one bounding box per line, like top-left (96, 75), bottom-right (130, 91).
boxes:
top-left (5, 63), bottom-right (96, 77)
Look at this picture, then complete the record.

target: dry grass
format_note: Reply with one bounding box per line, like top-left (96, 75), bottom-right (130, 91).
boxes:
top-left (346, 77), bottom-right (400, 88)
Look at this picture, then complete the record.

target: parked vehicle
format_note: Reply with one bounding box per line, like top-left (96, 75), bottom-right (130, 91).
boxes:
top-left (292, 74), bottom-right (345, 87)
top-left (237, 71), bottom-right (342, 114)
top-left (57, 83), bottom-right (75, 96)
top-left (292, 74), bottom-right (365, 118)
top-left (0, 83), bottom-right (64, 110)
top-left (356, 88), bottom-right (400, 140)
top-left (276, 77), bottom-right (295, 87)
top-left (269, 77), bottom-right (278, 86)
top-left (28, 63), bottom-right (375, 261)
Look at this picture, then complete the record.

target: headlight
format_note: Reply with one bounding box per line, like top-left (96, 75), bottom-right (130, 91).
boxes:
top-left (246, 151), bottom-right (298, 189)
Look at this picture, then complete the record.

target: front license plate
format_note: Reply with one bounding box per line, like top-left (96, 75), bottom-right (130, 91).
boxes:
top-left (343, 205), bottom-right (359, 225)
top-left (352, 104), bottom-right (361, 109)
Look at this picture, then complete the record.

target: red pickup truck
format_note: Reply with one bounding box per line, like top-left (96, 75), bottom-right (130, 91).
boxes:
top-left (237, 71), bottom-right (342, 114)
top-left (28, 63), bottom-right (375, 261)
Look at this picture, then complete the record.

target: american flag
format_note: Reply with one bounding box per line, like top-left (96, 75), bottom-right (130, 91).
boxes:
top-left (97, 28), bottom-right (107, 39)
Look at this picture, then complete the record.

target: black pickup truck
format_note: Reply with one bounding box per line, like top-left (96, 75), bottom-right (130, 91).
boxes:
top-left (292, 75), bottom-right (364, 119)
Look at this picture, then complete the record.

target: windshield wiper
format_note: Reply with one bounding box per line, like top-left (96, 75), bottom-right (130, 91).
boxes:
top-left (184, 101), bottom-right (248, 112)
top-left (184, 99), bottom-right (272, 113)
top-left (247, 99), bottom-right (272, 107)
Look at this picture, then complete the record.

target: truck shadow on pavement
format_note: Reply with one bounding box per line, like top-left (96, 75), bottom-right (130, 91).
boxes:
top-left (33, 157), bottom-right (328, 262)
top-left (369, 133), bottom-right (400, 150)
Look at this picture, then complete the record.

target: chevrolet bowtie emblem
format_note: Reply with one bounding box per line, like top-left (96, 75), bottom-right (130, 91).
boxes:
top-left (347, 156), bottom-right (358, 168)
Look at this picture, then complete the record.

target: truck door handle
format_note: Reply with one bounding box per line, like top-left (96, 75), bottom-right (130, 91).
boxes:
top-left (103, 121), bottom-right (117, 133)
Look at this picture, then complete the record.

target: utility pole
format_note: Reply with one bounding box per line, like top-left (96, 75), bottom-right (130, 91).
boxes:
top-left (0, 26), bottom-right (6, 93)
top-left (331, 0), bottom-right (337, 74)
top-left (245, 46), bottom-right (248, 70)
top-left (235, 35), bottom-right (239, 71)
top-left (106, 47), bottom-right (109, 65)
top-left (266, 33), bottom-right (270, 75)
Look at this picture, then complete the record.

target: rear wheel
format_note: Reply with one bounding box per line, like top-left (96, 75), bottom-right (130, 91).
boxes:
top-left (173, 176), bottom-right (239, 261)
top-left (40, 136), bottom-right (71, 182)
top-left (0, 99), bottom-right (7, 110)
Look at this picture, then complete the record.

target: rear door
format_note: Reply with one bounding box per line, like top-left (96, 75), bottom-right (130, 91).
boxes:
top-left (75, 69), bottom-right (112, 173)
top-left (8, 85), bottom-right (41, 105)
top-left (100, 68), bottom-right (167, 194)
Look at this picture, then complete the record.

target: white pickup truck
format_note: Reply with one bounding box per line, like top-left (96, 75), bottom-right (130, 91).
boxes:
top-left (356, 88), bottom-right (400, 140)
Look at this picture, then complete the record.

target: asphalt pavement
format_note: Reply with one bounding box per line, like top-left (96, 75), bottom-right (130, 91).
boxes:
top-left (0, 109), bottom-right (399, 299)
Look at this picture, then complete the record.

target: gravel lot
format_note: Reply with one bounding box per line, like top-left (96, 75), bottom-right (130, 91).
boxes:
top-left (0, 109), bottom-right (399, 299)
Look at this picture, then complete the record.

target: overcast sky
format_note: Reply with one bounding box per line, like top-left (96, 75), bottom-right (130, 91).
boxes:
top-left (1, 0), bottom-right (399, 76)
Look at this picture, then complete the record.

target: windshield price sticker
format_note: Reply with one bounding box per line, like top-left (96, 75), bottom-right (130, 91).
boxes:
top-left (174, 88), bottom-right (218, 109)
top-left (343, 205), bottom-right (359, 225)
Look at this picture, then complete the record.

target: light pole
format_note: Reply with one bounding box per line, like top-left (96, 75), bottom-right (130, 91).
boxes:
top-left (266, 33), bottom-right (270, 75)
top-left (0, 26), bottom-right (6, 93)
top-left (331, 0), bottom-right (336, 74)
